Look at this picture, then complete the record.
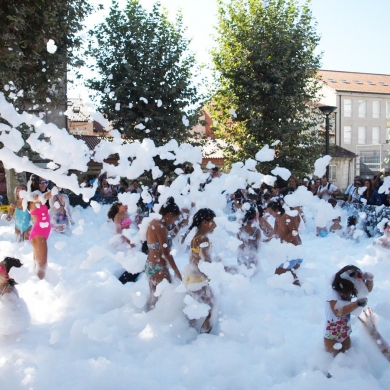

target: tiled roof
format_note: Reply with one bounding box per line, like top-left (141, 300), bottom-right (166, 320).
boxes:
top-left (72, 135), bottom-right (101, 150)
top-left (319, 70), bottom-right (390, 94)
top-left (331, 145), bottom-right (356, 159)
top-left (93, 120), bottom-right (107, 133)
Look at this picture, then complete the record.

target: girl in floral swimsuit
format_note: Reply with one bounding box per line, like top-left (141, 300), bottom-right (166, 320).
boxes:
top-left (145, 197), bottom-right (182, 309)
top-left (28, 176), bottom-right (55, 279)
top-left (181, 208), bottom-right (216, 333)
top-left (324, 265), bottom-right (374, 356)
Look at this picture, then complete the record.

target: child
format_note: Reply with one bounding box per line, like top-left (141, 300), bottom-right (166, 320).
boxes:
top-left (324, 265), bottom-right (374, 356)
top-left (181, 208), bottom-right (216, 333)
top-left (266, 200), bottom-right (302, 285)
top-left (344, 215), bottom-right (358, 240)
top-left (374, 220), bottom-right (390, 248)
top-left (107, 202), bottom-right (135, 248)
top-left (1, 184), bottom-right (31, 242)
top-left (49, 188), bottom-right (74, 233)
top-left (237, 207), bottom-right (261, 269)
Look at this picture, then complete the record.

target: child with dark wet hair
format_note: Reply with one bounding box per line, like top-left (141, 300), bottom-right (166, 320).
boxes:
top-left (324, 265), bottom-right (374, 355)
top-left (266, 200), bottom-right (302, 285)
top-left (374, 220), bottom-right (390, 249)
top-left (181, 208), bottom-right (217, 333)
top-left (344, 215), bottom-right (358, 239)
top-left (237, 207), bottom-right (261, 269)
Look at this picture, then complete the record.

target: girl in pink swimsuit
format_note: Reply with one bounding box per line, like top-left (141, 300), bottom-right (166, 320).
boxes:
top-left (28, 175), bottom-right (55, 279)
top-left (107, 202), bottom-right (135, 248)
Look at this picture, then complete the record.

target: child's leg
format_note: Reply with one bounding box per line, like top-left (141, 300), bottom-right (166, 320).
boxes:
top-left (30, 236), bottom-right (48, 279)
top-left (148, 268), bottom-right (171, 309)
top-left (195, 285), bottom-right (214, 333)
top-left (324, 336), bottom-right (351, 356)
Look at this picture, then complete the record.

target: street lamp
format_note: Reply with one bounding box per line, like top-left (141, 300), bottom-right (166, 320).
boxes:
top-left (318, 105), bottom-right (337, 156)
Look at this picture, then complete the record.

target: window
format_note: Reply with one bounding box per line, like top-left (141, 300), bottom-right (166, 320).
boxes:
top-left (387, 102), bottom-right (390, 118)
top-left (358, 126), bottom-right (367, 144)
top-left (344, 99), bottom-right (352, 117)
top-left (373, 101), bottom-right (381, 118)
top-left (344, 126), bottom-right (352, 144)
top-left (329, 165), bottom-right (336, 182)
top-left (372, 127), bottom-right (380, 144)
top-left (358, 100), bottom-right (367, 118)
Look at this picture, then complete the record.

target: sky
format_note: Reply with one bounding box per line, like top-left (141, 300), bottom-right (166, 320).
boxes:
top-left (69, 0), bottom-right (390, 99)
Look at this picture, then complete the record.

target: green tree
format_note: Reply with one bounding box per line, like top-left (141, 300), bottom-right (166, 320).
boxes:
top-left (0, 0), bottom-right (93, 109)
top-left (86, 0), bottom-right (201, 147)
top-left (210, 0), bottom-right (324, 176)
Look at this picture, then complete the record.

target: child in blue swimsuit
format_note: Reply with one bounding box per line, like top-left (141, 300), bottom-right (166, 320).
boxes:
top-left (1, 185), bottom-right (31, 242)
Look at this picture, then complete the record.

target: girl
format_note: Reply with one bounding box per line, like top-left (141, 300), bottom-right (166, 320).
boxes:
top-left (49, 188), bottom-right (74, 233)
top-left (344, 215), bottom-right (358, 240)
top-left (1, 184), bottom-right (32, 242)
top-left (266, 200), bottom-right (302, 285)
top-left (28, 175), bottom-right (55, 279)
top-left (181, 208), bottom-right (216, 333)
top-left (374, 220), bottom-right (390, 248)
top-left (237, 207), bottom-right (261, 269)
top-left (324, 265), bottom-right (374, 355)
top-left (107, 202), bottom-right (135, 248)
top-left (145, 197), bottom-right (182, 309)
top-left (100, 177), bottom-right (116, 198)
top-left (360, 179), bottom-right (382, 206)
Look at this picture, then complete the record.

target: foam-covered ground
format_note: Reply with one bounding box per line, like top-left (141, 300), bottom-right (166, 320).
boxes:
top-left (0, 203), bottom-right (389, 390)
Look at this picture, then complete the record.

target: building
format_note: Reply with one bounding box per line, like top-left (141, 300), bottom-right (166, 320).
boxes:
top-left (319, 70), bottom-right (390, 181)
top-left (67, 98), bottom-right (108, 136)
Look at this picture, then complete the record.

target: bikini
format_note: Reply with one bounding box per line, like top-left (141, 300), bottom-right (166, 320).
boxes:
top-left (145, 233), bottom-right (172, 276)
top-left (52, 195), bottom-right (67, 224)
top-left (15, 207), bottom-right (32, 234)
top-left (29, 204), bottom-right (51, 240)
top-left (120, 218), bottom-right (132, 229)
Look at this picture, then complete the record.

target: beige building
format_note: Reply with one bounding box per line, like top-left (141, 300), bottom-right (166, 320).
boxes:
top-left (319, 70), bottom-right (390, 182)
top-left (67, 98), bottom-right (107, 136)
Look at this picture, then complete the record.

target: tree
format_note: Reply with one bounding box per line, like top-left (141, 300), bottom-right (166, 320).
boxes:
top-left (0, 0), bottom-right (93, 203)
top-left (210, 0), bottom-right (324, 176)
top-left (86, 0), bottom-right (201, 148)
top-left (0, 0), bottom-right (93, 109)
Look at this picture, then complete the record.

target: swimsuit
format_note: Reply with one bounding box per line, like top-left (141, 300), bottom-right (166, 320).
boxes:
top-left (120, 218), bottom-right (132, 229)
top-left (29, 204), bottom-right (51, 240)
top-left (15, 207), bottom-right (31, 234)
top-left (144, 260), bottom-right (168, 276)
top-left (278, 258), bottom-right (303, 269)
top-left (324, 288), bottom-right (352, 343)
top-left (52, 195), bottom-right (68, 224)
top-left (147, 235), bottom-right (172, 251)
top-left (190, 235), bottom-right (210, 254)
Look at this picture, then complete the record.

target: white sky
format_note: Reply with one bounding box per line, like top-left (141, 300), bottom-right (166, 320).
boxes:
top-left (68, 0), bottom-right (390, 99)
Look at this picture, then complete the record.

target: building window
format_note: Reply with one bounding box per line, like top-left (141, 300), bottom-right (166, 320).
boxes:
top-left (373, 101), bottom-right (381, 118)
top-left (344, 99), bottom-right (352, 117)
top-left (372, 127), bottom-right (380, 144)
top-left (344, 126), bottom-right (352, 144)
top-left (329, 165), bottom-right (336, 182)
top-left (358, 100), bottom-right (367, 118)
top-left (387, 102), bottom-right (390, 118)
top-left (358, 126), bottom-right (367, 144)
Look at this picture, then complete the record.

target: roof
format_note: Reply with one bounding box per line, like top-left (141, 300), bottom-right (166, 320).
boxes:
top-left (66, 98), bottom-right (91, 121)
top-left (73, 135), bottom-right (101, 150)
top-left (330, 145), bottom-right (356, 159)
top-left (319, 70), bottom-right (390, 94)
top-left (93, 120), bottom-right (106, 133)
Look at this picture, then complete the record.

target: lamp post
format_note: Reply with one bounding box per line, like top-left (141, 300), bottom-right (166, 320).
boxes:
top-left (318, 105), bottom-right (337, 178)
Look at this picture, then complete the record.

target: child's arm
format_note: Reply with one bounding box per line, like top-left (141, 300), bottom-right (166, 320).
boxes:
top-left (199, 237), bottom-right (213, 264)
top-left (330, 298), bottom-right (367, 317)
top-left (1, 202), bottom-right (16, 222)
top-left (63, 195), bottom-right (74, 224)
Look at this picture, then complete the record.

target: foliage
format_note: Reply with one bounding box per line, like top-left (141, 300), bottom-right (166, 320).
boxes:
top-left (86, 0), bottom-right (202, 148)
top-left (0, 0), bottom-right (93, 109)
top-left (210, 0), bottom-right (324, 176)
